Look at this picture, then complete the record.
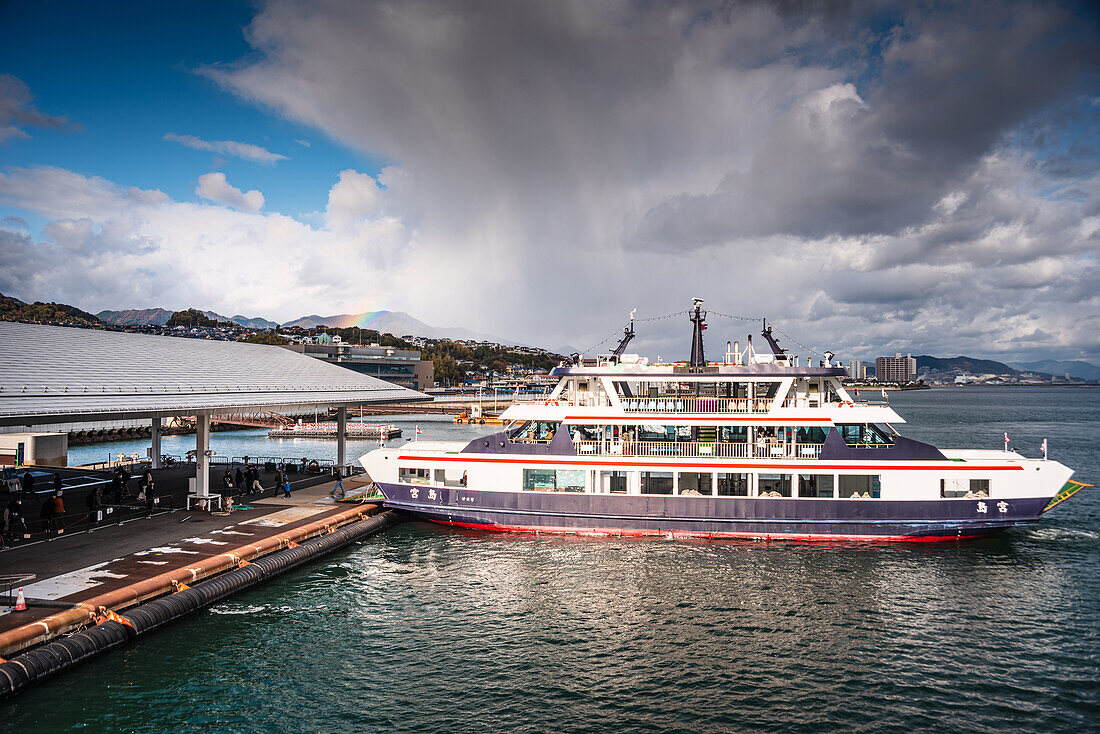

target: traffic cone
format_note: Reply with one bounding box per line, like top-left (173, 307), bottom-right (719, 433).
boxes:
top-left (14, 588), bottom-right (26, 612)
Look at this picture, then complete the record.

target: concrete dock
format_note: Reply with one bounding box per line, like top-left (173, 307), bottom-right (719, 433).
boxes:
top-left (1, 479), bottom-right (387, 655)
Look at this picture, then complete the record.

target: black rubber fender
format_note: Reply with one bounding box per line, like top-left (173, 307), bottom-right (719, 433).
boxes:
top-left (0, 510), bottom-right (399, 699)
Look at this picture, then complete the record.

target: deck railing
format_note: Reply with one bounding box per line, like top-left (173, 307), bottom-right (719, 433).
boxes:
top-left (619, 397), bottom-right (773, 414)
top-left (572, 440), bottom-right (823, 460)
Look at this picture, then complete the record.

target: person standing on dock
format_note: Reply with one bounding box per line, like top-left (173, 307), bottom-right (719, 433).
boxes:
top-left (3, 498), bottom-right (27, 544)
top-left (222, 470), bottom-right (234, 493)
top-left (85, 485), bottom-right (102, 528)
top-left (42, 492), bottom-right (64, 536)
top-left (330, 473), bottom-right (346, 500)
top-left (144, 471), bottom-right (157, 516)
top-left (235, 467), bottom-right (245, 493)
top-left (21, 470), bottom-right (34, 500)
top-left (280, 469), bottom-right (292, 498)
top-left (249, 466), bottom-right (263, 495)
top-left (53, 472), bottom-right (62, 495)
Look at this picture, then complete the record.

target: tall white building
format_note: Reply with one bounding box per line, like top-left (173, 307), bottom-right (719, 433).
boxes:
top-left (848, 360), bottom-right (866, 380)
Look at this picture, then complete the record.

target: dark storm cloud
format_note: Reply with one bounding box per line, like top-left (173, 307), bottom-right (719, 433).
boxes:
top-left (633, 1), bottom-right (1100, 248)
top-left (5, 0), bottom-right (1097, 363)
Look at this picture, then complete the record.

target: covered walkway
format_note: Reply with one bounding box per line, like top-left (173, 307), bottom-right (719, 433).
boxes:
top-left (0, 321), bottom-right (427, 505)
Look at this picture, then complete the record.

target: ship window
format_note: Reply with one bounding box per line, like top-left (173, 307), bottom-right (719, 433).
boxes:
top-left (677, 472), bottom-right (713, 496)
top-left (523, 468), bottom-right (585, 492)
top-left (717, 473), bottom-right (749, 496)
top-left (940, 478), bottom-right (967, 498)
top-left (398, 467), bottom-right (430, 485)
top-left (968, 479), bottom-right (990, 497)
top-left (758, 474), bottom-right (792, 497)
top-left (434, 469), bottom-right (466, 488)
top-left (511, 421), bottom-right (559, 443)
top-left (795, 427), bottom-right (828, 444)
top-left (799, 474), bottom-right (834, 498)
top-left (718, 426), bottom-right (748, 443)
top-left (638, 425), bottom-right (675, 442)
top-left (641, 471), bottom-right (674, 495)
top-left (557, 470), bottom-right (586, 492)
top-left (755, 382), bottom-right (781, 400)
top-left (839, 475), bottom-right (881, 498)
top-left (836, 424), bottom-right (894, 447)
top-left (600, 470), bottom-right (628, 494)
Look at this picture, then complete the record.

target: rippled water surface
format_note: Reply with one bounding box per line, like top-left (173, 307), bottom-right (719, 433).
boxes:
top-left (10, 388), bottom-right (1100, 732)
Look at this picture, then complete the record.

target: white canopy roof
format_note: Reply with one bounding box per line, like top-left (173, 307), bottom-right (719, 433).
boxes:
top-left (0, 321), bottom-right (427, 426)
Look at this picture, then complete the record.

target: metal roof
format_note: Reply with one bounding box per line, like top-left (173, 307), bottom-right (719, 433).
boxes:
top-left (0, 321), bottom-right (427, 426)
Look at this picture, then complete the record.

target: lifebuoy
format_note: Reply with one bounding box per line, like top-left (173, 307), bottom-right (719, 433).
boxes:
top-left (839, 400), bottom-right (854, 408)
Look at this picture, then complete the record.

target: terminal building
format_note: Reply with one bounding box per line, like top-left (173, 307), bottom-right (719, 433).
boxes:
top-left (281, 342), bottom-right (434, 391)
top-left (875, 353), bottom-right (918, 383)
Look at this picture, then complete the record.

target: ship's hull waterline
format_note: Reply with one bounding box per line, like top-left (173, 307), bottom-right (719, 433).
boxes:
top-left (376, 483), bottom-right (1049, 541)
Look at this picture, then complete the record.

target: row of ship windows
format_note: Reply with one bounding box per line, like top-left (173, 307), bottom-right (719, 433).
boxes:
top-left (398, 468), bottom-right (993, 499)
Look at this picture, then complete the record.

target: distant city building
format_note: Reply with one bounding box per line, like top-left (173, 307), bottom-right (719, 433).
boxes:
top-left (876, 353), bottom-right (917, 383)
top-left (282, 342), bottom-right (433, 390)
top-left (848, 360), bottom-right (866, 380)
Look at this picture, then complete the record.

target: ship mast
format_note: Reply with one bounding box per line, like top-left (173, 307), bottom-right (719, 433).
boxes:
top-left (609, 309), bottom-right (636, 364)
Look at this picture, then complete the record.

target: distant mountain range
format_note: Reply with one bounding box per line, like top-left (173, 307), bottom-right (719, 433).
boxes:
top-left (914, 355), bottom-right (1019, 375)
top-left (912, 355), bottom-right (1100, 381)
top-left (1010, 359), bottom-right (1100, 381)
top-left (95, 306), bottom-right (517, 345)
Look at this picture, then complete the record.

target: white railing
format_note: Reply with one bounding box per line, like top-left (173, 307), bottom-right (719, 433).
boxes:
top-left (572, 441), bottom-right (823, 460)
top-left (619, 397), bottom-right (773, 414)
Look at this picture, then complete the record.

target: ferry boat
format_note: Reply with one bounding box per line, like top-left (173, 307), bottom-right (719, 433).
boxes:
top-left (361, 302), bottom-right (1085, 541)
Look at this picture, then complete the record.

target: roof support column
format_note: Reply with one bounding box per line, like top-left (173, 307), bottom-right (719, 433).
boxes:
top-left (194, 412), bottom-right (211, 498)
top-left (150, 416), bottom-right (161, 469)
top-left (336, 406), bottom-right (347, 476)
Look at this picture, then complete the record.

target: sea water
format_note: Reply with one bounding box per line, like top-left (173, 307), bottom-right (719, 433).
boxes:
top-left (10, 387), bottom-right (1099, 732)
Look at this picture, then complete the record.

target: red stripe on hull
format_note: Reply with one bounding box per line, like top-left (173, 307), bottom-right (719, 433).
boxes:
top-left (430, 518), bottom-right (986, 543)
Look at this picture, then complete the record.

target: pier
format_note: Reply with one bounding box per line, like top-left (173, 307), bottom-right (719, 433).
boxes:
top-left (0, 321), bottom-right (427, 697)
top-left (0, 480), bottom-right (401, 697)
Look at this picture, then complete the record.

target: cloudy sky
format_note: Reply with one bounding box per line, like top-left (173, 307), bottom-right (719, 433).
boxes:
top-left (1, 1), bottom-right (1098, 362)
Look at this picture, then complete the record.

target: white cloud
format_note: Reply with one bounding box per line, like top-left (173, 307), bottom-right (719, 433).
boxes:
top-left (0, 166), bottom-right (406, 320)
top-left (163, 132), bottom-right (287, 165)
top-left (196, 172), bottom-right (265, 212)
top-left (325, 169), bottom-right (380, 232)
